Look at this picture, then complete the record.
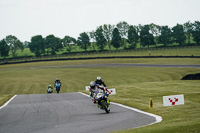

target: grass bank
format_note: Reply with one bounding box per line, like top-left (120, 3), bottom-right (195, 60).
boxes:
top-left (0, 58), bottom-right (199, 133)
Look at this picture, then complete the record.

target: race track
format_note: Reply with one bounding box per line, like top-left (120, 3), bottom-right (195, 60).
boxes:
top-left (0, 93), bottom-right (161, 133)
top-left (3, 63), bottom-right (194, 133)
top-left (32, 63), bottom-right (200, 69)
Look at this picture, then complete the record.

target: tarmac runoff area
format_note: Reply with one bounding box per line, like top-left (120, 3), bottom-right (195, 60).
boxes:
top-left (1, 63), bottom-right (200, 70)
top-left (34, 64), bottom-right (200, 69)
top-left (17, 63), bottom-right (200, 70)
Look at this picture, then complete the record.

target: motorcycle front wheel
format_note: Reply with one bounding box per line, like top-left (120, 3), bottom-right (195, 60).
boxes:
top-left (102, 100), bottom-right (110, 113)
top-left (56, 87), bottom-right (60, 93)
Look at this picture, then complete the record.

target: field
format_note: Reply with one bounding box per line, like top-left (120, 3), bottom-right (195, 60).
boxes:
top-left (1, 46), bottom-right (200, 60)
top-left (0, 57), bottom-right (200, 132)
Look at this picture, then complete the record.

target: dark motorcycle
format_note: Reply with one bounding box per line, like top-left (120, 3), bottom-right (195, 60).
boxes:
top-left (55, 83), bottom-right (61, 93)
top-left (94, 89), bottom-right (110, 113)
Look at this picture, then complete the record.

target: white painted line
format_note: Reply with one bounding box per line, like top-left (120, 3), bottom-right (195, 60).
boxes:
top-left (78, 92), bottom-right (162, 126)
top-left (110, 102), bottom-right (162, 124)
top-left (78, 92), bottom-right (90, 97)
top-left (0, 95), bottom-right (17, 110)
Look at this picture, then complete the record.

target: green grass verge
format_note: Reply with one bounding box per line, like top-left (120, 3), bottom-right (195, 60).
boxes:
top-left (0, 94), bottom-right (14, 107)
top-left (0, 59), bottom-right (199, 133)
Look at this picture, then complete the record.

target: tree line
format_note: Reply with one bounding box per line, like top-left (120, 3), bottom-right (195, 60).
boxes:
top-left (0, 20), bottom-right (200, 58)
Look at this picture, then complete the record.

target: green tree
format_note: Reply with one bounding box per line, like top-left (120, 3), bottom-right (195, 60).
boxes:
top-left (117, 21), bottom-right (129, 49)
top-left (5, 35), bottom-right (24, 57)
top-left (71, 37), bottom-right (76, 44)
top-left (29, 35), bottom-right (45, 57)
top-left (111, 28), bottom-right (121, 50)
top-left (95, 26), bottom-right (107, 51)
top-left (133, 24), bottom-right (143, 47)
top-left (192, 21), bottom-right (200, 45)
top-left (89, 30), bottom-right (96, 50)
top-left (77, 32), bottom-right (90, 51)
top-left (102, 24), bottom-right (114, 50)
top-left (149, 23), bottom-right (161, 46)
top-left (62, 36), bottom-right (76, 53)
top-left (172, 24), bottom-right (186, 45)
top-left (140, 25), bottom-right (155, 47)
top-left (134, 24), bottom-right (143, 35)
top-left (0, 39), bottom-right (10, 58)
top-left (158, 26), bottom-right (172, 46)
top-left (24, 41), bottom-right (30, 48)
top-left (44, 35), bottom-right (62, 55)
top-left (127, 25), bottom-right (139, 49)
top-left (183, 21), bottom-right (193, 44)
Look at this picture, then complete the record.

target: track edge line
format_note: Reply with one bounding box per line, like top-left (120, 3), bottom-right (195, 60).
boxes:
top-left (78, 92), bottom-right (162, 126)
top-left (0, 95), bottom-right (17, 110)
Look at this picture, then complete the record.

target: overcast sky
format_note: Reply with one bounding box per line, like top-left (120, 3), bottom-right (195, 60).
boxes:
top-left (0, 0), bottom-right (200, 42)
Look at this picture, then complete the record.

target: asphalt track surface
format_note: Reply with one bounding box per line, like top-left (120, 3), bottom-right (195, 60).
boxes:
top-left (37, 64), bottom-right (200, 69)
top-left (23, 63), bottom-right (200, 69)
top-left (1, 63), bottom-right (200, 71)
top-left (0, 93), bottom-right (160, 133)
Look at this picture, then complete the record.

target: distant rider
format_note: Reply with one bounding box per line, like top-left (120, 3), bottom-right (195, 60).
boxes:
top-left (47, 84), bottom-right (53, 93)
top-left (95, 76), bottom-right (107, 87)
top-left (54, 78), bottom-right (61, 88)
